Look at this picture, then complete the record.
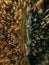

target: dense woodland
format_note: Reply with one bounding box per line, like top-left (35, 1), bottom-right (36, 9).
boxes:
top-left (0, 0), bottom-right (49, 65)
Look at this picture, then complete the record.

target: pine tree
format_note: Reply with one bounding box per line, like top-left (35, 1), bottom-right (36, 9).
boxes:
top-left (26, 0), bottom-right (49, 65)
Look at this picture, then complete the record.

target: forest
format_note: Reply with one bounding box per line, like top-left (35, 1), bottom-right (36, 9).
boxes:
top-left (0, 0), bottom-right (49, 65)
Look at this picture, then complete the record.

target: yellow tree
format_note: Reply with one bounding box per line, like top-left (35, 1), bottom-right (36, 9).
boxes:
top-left (0, 0), bottom-right (32, 65)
